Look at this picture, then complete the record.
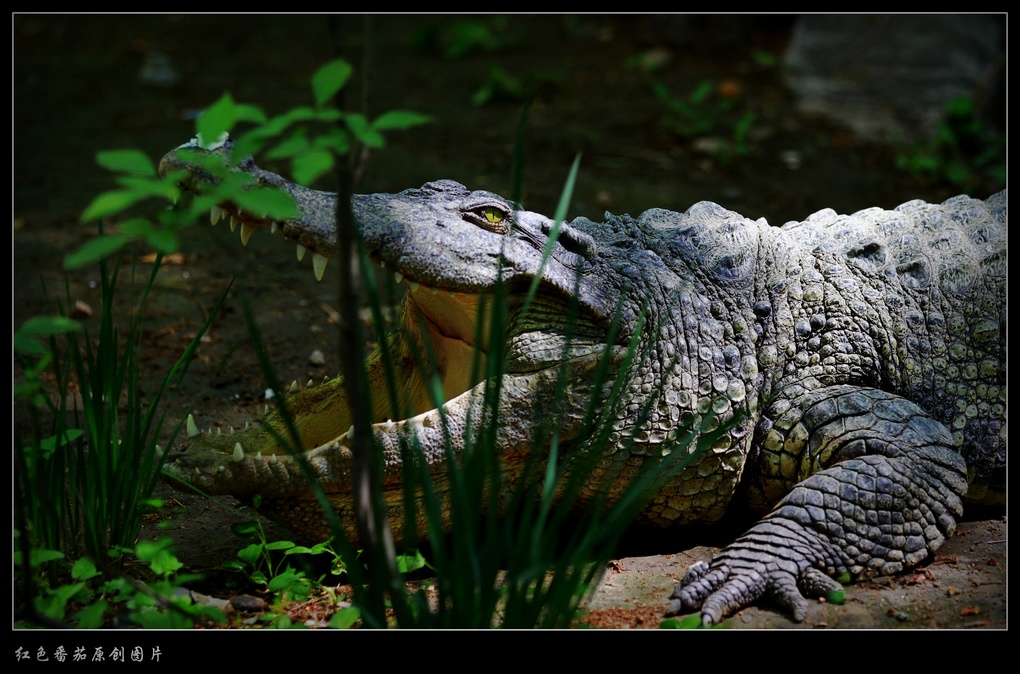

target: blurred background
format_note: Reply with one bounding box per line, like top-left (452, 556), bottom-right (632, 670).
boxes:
top-left (15, 14), bottom-right (1005, 229)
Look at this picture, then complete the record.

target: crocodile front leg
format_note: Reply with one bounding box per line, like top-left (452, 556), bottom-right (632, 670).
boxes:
top-left (667, 385), bottom-right (969, 624)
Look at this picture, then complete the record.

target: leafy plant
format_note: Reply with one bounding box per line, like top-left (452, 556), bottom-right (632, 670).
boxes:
top-left (225, 518), bottom-right (347, 603)
top-left (650, 79), bottom-right (755, 162)
top-left (411, 16), bottom-right (518, 60)
top-left (70, 59), bottom-right (430, 270)
top-left (14, 246), bottom-right (226, 573)
top-left (896, 95), bottom-right (1006, 192)
top-left (471, 66), bottom-right (564, 107)
top-left (14, 536), bottom-right (225, 629)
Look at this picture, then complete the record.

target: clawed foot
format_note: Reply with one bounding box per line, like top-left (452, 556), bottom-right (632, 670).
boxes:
top-left (665, 521), bottom-right (847, 625)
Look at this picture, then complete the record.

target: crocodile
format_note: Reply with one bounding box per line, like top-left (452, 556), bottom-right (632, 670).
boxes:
top-left (159, 139), bottom-right (1006, 625)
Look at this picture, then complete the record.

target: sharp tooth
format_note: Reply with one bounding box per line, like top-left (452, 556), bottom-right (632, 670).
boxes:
top-left (379, 260), bottom-right (386, 269)
top-left (322, 375), bottom-right (330, 383)
top-left (297, 244), bottom-right (307, 262)
top-left (270, 453), bottom-right (278, 464)
top-left (229, 216), bottom-right (239, 232)
top-left (394, 271), bottom-right (403, 284)
top-left (270, 222), bottom-right (279, 235)
top-left (256, 452), bottom-right (263, 461)
top-left (264, 405), bottom-right (269, 415)
top-left (229, 426), bottom-right (234, 435)
top-left (216, 427), bottom-right (222, 436)
top-left (306, 379), bottom-right (314, 388)
top-left (345, 425), bottom-right (354, 440)
top-left (409, 281), bottom-right (420, 292)
top-left (217, 465), bottom-right (226, 473)
top-left (187, 413), bottom-right (199, 437)
top-left (290, 380), bottom-right (299, 393)
top-left (245, 421), bottom-right (250, 431)
top-left (232, 443), bottom-right (244, 462)
top-left (210, 206), bottom-right (223, 225)
top-left (330, 441), bottom-right (340, 450)
top-left (240, 222), bottom-right (255, 246)
top-left (154, 444), bottom-right (163, 458)
top-left (313, 253), bottom-right (328, 281)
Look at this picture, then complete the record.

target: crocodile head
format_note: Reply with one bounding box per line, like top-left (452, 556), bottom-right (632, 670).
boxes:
top-left (159, 140), bottom-right (653, 542)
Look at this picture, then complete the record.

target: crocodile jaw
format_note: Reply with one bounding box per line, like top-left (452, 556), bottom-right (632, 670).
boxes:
top-left (163, 272), bottom-right (493, 492)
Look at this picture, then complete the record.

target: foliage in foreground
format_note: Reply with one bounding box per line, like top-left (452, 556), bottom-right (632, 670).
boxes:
top-left (15, 53), bottom-right (723, 628)
top-left (13, 247), bottom-right (227, 626)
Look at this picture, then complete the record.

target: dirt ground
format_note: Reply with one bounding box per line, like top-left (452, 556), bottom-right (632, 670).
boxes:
top-left (14, 15), bottom-right (1005, 630)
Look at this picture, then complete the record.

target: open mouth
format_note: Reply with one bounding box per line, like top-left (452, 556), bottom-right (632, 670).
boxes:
top-left (166, 204), bottom-right (500, 488)
top-left (158, 148), bottom-right (618, 528)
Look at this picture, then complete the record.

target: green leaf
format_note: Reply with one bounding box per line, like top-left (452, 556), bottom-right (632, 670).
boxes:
top-left (115, 174), bottom-right (179, 199)
top-left (372, 110), bottom-right (432, 131)
top-left (18, 315), bottom-right (81, 336)
top-left (39, 429), bottom-right (84, 454)
top-left (234, 103), bottom-right (269, 125)
top-left (96, 149), bottom-right (156, 176)
top-left (314, 109), bottom-right (343, 123)
top-left (233, 187), bottom-right (300, 220)
top-left (231, 521), bottom-right (260, 537)
top-left (311, 59), bottom-right (353, 106)
top-left (312, 128), bottom-right (350, 156)
top-left (826, 588), bottom-right (847, 605)
top-left (146, 229), bottom-right (179, 254)
top-left (265, 540), bottom-right (296, 551)
top-left (13, 333), bottom-right (49, 356)
top-left (71, 557), bottom-right (101, 581)
top-left (237, 543), bottom-right (264, 565)
top-left (265, 132), bottom-right (311, 160)
top-left (307, 539), bottom-right (333, 555)
top-left (267, 570), bottom-right (298, 591)
top-left (73, 599), bottom-right (108, 628)
top-left (118, 217), bottom-right (152, 237)
top-left (292, 149), bottom-right (334, 186)
top-left (135, 539), bottom-right (183, 576)
top-left (395, 549), bottom-right (426, 574)
top-left (345, 113), bottom-right (385, 148)
top-left (27, 548), bottom-right (65, 567)
top-left (329, 605), bottom-right (360, 629)
top-left (197, 93), bottom-right (237, 148)
top-left (81, 189), bottom-right (147, 222)
top-left (660, 614), bottom-right (709, 629)
top-left (64, 234), bottom-right (131, 269)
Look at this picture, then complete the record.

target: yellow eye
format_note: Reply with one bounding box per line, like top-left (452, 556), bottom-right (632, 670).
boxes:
top-left (484, 207), bottom-right (504, 224)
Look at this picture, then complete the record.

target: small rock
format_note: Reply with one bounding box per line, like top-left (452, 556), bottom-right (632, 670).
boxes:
top-left (70, 300), bottom-right (93, 319)
top-left (229, 594), bottom-right (268, 613)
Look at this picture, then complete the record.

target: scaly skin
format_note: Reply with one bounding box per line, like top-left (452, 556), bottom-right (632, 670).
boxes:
top-left (160, 138), bottom-right (1006, 625)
